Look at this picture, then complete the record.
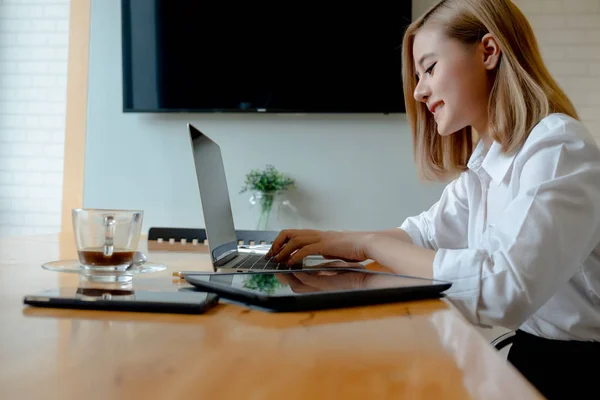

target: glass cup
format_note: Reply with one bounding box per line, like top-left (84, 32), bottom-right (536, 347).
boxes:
top-left (72, 208), bottom-right (143, 272)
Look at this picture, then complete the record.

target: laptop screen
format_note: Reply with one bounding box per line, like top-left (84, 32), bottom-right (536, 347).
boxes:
top-left (189, 124), bottom-right (238, 264)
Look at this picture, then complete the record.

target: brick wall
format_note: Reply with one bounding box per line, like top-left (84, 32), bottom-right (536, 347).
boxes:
top-left (513, 0), bottom-right (600, 142)
top-left (0, 0), bottom-right (70, 237)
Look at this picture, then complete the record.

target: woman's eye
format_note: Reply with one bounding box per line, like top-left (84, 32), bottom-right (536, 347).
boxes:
top-left (426, 62), bottom-right (437, 75)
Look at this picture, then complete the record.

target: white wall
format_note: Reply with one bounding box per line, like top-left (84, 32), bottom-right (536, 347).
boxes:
top-left (83, 0), bottom-right (446, 233)
top-left (514, 0), bottom-right (600, 142)
top-left (0, 0), bottom-right (70, 237)
top-left (413, 0), bottom-right (439, 18)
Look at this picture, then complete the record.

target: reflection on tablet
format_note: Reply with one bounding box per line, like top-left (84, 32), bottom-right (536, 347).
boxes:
top-left (224, 270), bottom-right (441, 296)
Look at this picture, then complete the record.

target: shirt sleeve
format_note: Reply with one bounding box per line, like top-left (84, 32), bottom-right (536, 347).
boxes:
top-left (435, 131), bottom-right (600, 329)
top-left (399, 173), bottom-right (470, 250)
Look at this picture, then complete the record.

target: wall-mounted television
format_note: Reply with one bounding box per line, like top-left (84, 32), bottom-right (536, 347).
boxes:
top-left (121, 1), bottom-right (412, 114)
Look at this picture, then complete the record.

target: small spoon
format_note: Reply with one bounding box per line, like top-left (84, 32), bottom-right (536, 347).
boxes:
top-left (127, 251), bottom-right (147, 270)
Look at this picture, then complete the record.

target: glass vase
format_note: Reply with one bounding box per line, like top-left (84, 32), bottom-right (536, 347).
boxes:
top-left (249, 191), bottom-right (298, 231)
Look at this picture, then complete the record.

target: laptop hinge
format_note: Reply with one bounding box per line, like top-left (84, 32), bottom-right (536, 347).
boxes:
top-left (215, 249), bottom-right (237, 263)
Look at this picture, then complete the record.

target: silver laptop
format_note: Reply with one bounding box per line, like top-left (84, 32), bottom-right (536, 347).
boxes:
top-left (188, 123), bottom-right (329, 272)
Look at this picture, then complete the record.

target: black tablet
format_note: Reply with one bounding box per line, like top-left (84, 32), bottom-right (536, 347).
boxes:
top-left (185, 269), bottom-right (451, 312)
top-left (23, 287), bottom-right (219, 314)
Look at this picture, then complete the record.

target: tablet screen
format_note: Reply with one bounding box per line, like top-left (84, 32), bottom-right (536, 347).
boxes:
top-left (26, 287), bottom-right (214, 304)
top-left (201, 269), bottom-right (449, 296)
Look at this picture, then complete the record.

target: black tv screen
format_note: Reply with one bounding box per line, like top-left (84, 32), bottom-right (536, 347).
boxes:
top-left (121, 1), bottom-right (412, 113)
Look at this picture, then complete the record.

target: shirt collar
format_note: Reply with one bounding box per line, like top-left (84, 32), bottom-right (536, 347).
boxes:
top-left (467, 140), bottom-right (517, 185)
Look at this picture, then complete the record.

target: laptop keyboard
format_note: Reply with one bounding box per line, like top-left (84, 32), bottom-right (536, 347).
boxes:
top-left (230, 254), bottom-right (299, 270)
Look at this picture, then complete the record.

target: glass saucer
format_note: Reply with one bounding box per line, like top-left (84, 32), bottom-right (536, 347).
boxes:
top-left (42, 259), bottom-right (167, 275)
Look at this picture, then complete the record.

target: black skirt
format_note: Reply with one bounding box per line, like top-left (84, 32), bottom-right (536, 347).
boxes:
top-left (507, 329), bottom-right (600, 400)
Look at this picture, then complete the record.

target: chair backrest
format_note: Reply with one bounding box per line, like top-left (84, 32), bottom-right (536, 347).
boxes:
top-left (234, 229), bottom-right (280, 245)
top-left (490, 331), bottom-right (516, 351)
top-left (148, 227), bottom-right (279, 246)
top-left (148, 227), bottom-right (207, 242)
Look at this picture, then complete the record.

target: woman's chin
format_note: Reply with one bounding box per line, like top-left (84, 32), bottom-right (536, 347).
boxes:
top-left (436, 124), bottom-right (451, 136)
top-left (436, 119), bottom-right (464, 137)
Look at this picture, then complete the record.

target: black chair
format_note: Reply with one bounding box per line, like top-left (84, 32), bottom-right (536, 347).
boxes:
top-left (490, 331), bottom-right (516, 351)
top-left (148, 227), bottom-right (280, 246)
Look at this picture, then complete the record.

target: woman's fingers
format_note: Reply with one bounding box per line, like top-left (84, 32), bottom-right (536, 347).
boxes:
top-left (277, 273), bottom-right (317, 293)
top-left (292, 271), bottom-right (341, 290)
top-left (287, 243), bottom-right (323, 266)
top-left (293, 271), bottom-right (366, 290)
top-left (323, 255), bottom-right (360, 262)
top-left (273, 235), bottom-right (319, 262)
top-left (267, 229), bottom-right (305, 257)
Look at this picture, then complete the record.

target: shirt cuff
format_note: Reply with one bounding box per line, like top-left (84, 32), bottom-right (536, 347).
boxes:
top-left (398, 219), bottom-right (427, 248)
top-left (434, 248), bottom-right (484, 325)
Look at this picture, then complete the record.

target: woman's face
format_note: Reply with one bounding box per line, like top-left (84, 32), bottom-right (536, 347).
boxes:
top-left (412, 27), bottom-right (499, 137)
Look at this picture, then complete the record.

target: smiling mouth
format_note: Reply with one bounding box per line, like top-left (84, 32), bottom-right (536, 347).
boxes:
top-left (430, 103), bottom-right (445, 121)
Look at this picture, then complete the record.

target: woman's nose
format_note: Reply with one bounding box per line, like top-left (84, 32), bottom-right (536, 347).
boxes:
top-left (413, 79), bottom-right (430, 103)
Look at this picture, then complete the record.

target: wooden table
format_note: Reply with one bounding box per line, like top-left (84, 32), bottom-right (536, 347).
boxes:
top-left (0, 233), bottom-right (543, 399)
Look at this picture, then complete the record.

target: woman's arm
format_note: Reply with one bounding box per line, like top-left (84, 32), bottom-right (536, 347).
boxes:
top-left (398, 175), bottom-right (471, 251)
top-left (360, 228), bottom-right (414, 244)
top-left (364, 235), bottom-right (435, 279)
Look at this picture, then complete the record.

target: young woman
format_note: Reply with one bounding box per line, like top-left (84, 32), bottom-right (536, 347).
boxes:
top-left (266, 0), bottom-right (600, 398)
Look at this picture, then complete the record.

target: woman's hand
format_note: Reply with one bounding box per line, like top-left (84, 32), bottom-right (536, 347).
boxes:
top-left (275, 270), bottom-right (369, 293)
top-left (265, 229), bottom-right (374, 266)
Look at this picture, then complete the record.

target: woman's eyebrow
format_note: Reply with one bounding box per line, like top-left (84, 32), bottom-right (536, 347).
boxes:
top-left (417, 52), bottom-right (436, 67)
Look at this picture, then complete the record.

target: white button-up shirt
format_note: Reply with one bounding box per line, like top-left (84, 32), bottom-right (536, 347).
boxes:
top-left (400, 113), bottom-right (600, 341)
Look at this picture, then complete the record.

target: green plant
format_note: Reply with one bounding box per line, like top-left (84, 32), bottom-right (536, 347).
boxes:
top-left (239, 164), bottom-right (295, 194)
top-left (240, 165), bottom-right (296, 230)
top-left (243, 273), bottom-right (283, 295)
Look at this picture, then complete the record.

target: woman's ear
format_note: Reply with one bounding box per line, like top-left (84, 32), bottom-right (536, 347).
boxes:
top-left (481, 33), bottom-right (501, 70)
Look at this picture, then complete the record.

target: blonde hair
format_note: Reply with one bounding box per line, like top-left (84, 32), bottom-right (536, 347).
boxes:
top-left (402, 0), bottom-right (579, 181)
